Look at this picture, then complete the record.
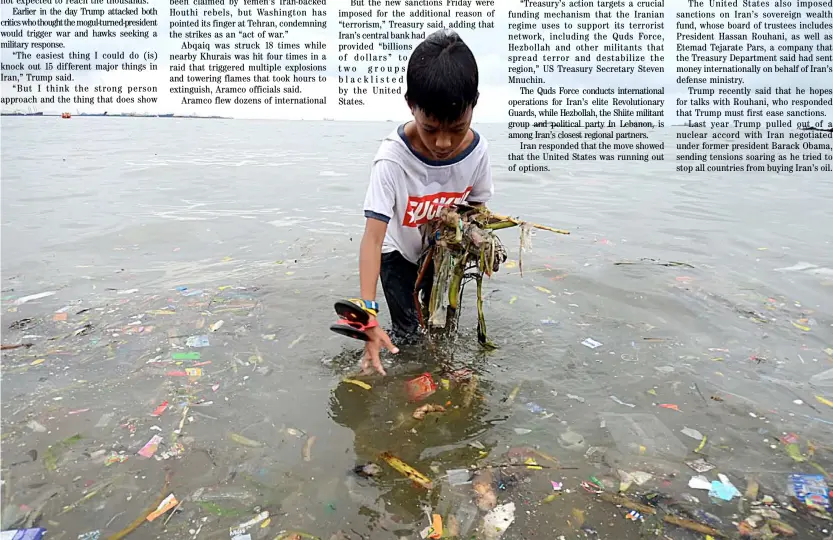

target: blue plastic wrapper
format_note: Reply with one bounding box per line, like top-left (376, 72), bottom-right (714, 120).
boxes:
top-left (1, 528), bottom-right (47, 540)
top-left (787, 473), bottom-right (831, 510)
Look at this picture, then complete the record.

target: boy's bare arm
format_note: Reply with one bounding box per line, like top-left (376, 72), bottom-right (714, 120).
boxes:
top-left (359, 218), bottom-right (388, 303)
top-left (358, 217), bottom-right (398, 376)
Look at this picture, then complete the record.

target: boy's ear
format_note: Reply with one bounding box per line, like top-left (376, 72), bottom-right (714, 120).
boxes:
top-left (472, 92), bottom-right (479, 107)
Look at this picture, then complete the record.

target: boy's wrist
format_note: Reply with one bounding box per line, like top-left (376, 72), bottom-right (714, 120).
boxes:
top-left (351, 298), bottom-right (379, 317)
top-left (361, 299), bottom-right (379, 316)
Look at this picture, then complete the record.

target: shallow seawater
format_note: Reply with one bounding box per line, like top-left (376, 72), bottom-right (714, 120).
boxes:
top-left (1, 118), bottom-right (832, 539)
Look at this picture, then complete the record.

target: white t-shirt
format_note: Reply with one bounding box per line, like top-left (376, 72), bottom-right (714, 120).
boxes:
top-left (363, 124), bottom-right (494, 264)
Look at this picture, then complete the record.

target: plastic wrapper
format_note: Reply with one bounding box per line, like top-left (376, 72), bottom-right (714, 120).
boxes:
top-left (137, 434), bottom-right (163, 458)
top-left (405, 373), bottom-right (437, 402)
top-left (787, 473), bottom-right (830, 510)
top-left (481, 502), bottom-right (515, 539)
top-left (1, 530), bottom-right (46, 540)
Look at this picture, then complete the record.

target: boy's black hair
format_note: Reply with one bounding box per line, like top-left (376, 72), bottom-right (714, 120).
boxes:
top-left (405, 29), bottom-right (479, 124)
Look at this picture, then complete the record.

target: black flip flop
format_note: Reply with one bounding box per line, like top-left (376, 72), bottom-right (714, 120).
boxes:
top-left (330, 300), bottom-right (373, 341)
top-left (334, 300), bottom-right (371, 324)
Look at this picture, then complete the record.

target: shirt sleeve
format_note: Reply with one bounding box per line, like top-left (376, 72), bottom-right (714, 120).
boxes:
top-left (363, 159), bottom-right (399, 224)
top-left (467, 151), bottom-right (494, 204)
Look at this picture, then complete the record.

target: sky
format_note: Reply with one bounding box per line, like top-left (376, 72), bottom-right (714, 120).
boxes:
top-left (0, 0), bottom-right (830, 122)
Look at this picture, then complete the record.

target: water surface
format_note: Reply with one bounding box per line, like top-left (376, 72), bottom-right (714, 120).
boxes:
top-left (1, 118), bottom-right (832, 538)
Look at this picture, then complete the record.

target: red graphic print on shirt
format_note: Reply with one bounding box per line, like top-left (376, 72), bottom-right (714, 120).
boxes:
top-left (402, 187), bottom-right (473, 227)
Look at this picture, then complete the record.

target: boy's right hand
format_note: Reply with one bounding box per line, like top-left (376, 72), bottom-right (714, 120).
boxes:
top-left (361, 321), bottom-right (398, 376)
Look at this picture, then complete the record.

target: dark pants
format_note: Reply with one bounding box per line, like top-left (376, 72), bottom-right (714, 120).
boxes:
top-left (380, 251), bottom-right (434, 339)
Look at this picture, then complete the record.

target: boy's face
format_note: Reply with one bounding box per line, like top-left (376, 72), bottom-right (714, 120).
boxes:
top-left (410, 106), bottom-right (473, 161)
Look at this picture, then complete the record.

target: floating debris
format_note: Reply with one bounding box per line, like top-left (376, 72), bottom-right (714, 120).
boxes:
top-left (412, 404), bottom-right (445, 420)
top-left (343, 378), bottom-right (371, 390)
top-left (228, 432), bottom-right (263, 448)
top-left (380, 452), bottom-right (433, 489)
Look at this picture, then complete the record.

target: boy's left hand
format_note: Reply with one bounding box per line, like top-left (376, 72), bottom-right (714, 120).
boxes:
top-left (361, 323), bottom-right (398, 376)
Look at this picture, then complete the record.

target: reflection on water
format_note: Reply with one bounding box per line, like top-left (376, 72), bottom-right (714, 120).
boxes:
top-left (1, 118), bottom-right (832, 538)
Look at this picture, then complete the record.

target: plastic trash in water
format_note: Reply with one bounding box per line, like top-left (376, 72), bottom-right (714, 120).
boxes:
top-left (146, 494), bottom-right (178, 521)
top-left (435, 474), bottom-right (478, 537)
top-left (618, 470), bottom-right (652, 490)
top-left (446, 469), bottom-right (472, 486)
top-left (482, 502), bottom-right (516, 539)
top-left (104, 452), bottom-right (128, 466)
top-left (601, 412), bottom-right (688, 460)
top-left (229, 511), bottom-right (270, 536)
top-left (787, 473), bottom-right (830, 510)
top-left (581, 338), bottom-right (602, 349)
top-left (405, 373), bottom-right (437, 402)
top-left (685, 458), bottom-right (716, 473)
top-left (185, 335), bottom-right (210, 347)
top-left (1, 530), bottom-right (47, 540)
top-left (353, 462), bottom-right (382, 478)
top-left (680, 427), bottom-right (704, 440)
top-left (419, 514), bottom-right (443, 539)
top-left (13, 291), bottom-right (56, 306)
top-left (454, 499), bottom-right (478, 537)
top-left (709, 474), bottom-right (740, 501)
top-left (610, 396), bottom-right (636, 408)
top-left (688, 475), bottom-right (712, 490)
top-left (150, 401), bottom-right (168, 417)
top-left (137, 434), bottom-right (163, 458)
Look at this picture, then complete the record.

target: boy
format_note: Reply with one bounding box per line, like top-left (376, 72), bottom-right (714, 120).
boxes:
top-left (356, 29), bottom-right (494, 376)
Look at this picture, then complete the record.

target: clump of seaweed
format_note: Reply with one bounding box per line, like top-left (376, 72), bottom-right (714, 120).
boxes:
top-left (415, 204), bottom-right (568, 347)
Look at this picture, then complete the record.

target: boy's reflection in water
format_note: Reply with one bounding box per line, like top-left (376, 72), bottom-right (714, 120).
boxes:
top-left (327, 345), bottom-right (496, 530)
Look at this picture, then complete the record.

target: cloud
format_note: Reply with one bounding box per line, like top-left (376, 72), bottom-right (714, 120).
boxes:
top-left (1, 0), bottom-right (830, 122)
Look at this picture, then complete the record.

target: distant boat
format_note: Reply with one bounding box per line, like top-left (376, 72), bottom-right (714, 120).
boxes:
top-left (61, 112), bottom-right (71, 119)
top-left (323, 117), bottom-right (334, 121)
